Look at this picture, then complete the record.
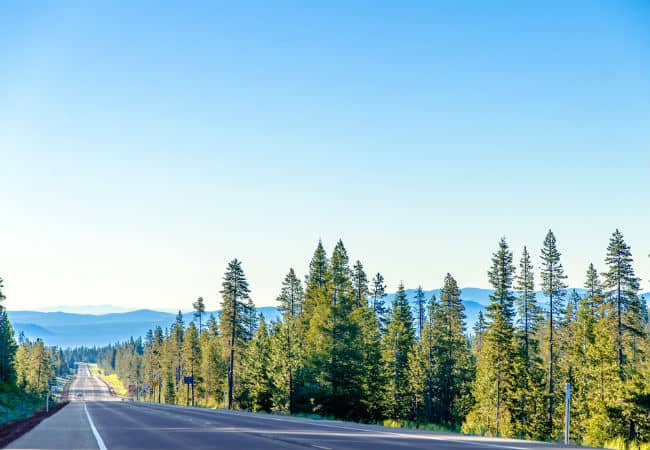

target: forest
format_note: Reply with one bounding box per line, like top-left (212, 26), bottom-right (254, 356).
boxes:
top-left (2, 229), bottom-right (649, 448)
top-left (0, 277), bottom-right (70, 424)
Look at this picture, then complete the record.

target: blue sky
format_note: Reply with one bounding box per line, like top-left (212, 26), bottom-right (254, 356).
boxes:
top-left (1, 1), bottom-right (649, 311)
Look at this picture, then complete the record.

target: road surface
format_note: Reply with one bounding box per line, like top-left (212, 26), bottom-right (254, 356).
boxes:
top-left (62, 363), bottom-right (120, 402)
top-left (7, 364), bottom-right (591, 450)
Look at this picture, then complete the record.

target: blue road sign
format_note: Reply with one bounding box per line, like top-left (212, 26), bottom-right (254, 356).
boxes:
top-left (183, 376), bottom-right (193, 385)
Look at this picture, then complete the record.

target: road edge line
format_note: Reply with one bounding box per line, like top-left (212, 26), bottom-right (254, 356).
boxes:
top-left (84, 402), bottom-right (107, 450)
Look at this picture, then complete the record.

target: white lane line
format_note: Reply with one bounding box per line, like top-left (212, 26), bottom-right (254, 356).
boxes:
top-left (209, 409), bottom-right (529, 450)
top-left (84, 402), bottom-right (107, 450)
top-left (130, 403), bottom-right (530, 450)
top-left (311, 445), bottom-right (331, 450)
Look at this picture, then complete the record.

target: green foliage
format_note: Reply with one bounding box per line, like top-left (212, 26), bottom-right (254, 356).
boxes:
top-left (430, 274), bottom-right (473, 425)
top-left (307, 240), bottom-right (366, 419)
top-left (539, 229), bottom-right (567, 438)
top-left (192, 297), bottom-right (206, 334)
top-left (14, 339), bottom-right (54, 394)
top-left (0, 276), bottom-right (17, 386)
top-left (0, 309), bottom-right (17, 386)
top-left (277, 268), bottom-right (304, 318)
top-left (466, 238), bottom-right (519, 437)
top-left (0, 389), bottom-right (53, 425)
top-left (220, 258), bottom-right (252, 409)
top-left (382, 282), bottom-right (415, 420)
top-left (515, 246), bottom-right (541, 360)
top-left (240, 316), bottom-right (274, 412)
top-left (31, 235), bottom-right (648, 448)
top-left (603, 229), bottom-right (641, 379)
top-left (369, 272), bottom-right (388, 333)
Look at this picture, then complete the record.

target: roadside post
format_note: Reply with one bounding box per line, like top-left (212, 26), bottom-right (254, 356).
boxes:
top-left (46, 385), bottom-right (55, 412)
top-left (564, 382), bottom-right (571, 445)
top-left (183, 376), bottom-right (193, 406)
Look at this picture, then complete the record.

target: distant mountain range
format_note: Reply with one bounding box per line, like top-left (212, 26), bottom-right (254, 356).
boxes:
top-left (8, 288), bottom-right (648, 348)
top-left (7, 307), bottom-right (281, 348)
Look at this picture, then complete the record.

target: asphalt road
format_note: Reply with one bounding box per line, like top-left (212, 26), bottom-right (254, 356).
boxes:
top-left (62, 363), bottom-right (119, 402)
top-left (7, 365), bottom-right (591, 450)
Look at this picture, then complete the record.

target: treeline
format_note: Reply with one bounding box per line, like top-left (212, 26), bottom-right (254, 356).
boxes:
top-left (97, 230), bottom-right (649, 447)
top-left (0, 277), bottom-right (68, 401)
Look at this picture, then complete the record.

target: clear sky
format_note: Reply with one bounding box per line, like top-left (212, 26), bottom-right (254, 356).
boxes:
top-left (1, 1), bottom-right (649, 311)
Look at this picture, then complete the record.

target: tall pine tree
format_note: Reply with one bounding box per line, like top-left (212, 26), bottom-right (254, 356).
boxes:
top-left (382, 282), bottom-right (415, 420)
top-left (369, 272), bottom-right (388, 333)
top-left (515, 246), bottom-right (540, 361)
top-left (414, 286), bottom-right (426, 340)
top-left (466, 238), bottom-right (518, 437)
top-left (0, 276), bottom-right (17, 386)
top-left (432, 274), bottom-right (473, 425)
top-left (276, 267), bottom-right (304, 412)
top-left (352, 261), bottom-right (369, 307)
top-left (540, 229), bottom-right (567, 437)
top-left (192, 297), bottom-right (206, 334)
top-left (602, 229), bottom-right (640, 379)
top-left (220, 258), bottom-right (251, 409)
top-left (584, 263), bottom-right (603, 315)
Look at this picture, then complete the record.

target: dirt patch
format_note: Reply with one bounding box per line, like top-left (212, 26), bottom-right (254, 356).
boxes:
top-left (0, 402), bottom-right (69, 448)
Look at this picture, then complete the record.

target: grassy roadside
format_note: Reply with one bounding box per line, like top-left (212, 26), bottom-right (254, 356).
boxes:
top-left (0, 389), bottom-right (49, 425)
top-left (0, 400), bottom-right (69, 448)
top-left (87, 363), bottom-right (128, 397)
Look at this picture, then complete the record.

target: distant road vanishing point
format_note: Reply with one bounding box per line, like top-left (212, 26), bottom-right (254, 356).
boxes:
top-left (8, 363), bottom-right (592, 450)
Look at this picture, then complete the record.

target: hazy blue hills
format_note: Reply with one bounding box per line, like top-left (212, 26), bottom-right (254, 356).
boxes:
top-left (7, 307), bottom-right (281, 348)
top-left (8, 289), bottom-right (648, 348)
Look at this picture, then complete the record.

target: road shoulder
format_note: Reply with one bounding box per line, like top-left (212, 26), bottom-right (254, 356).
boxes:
top-left (6, 402), bottom-right (99, 450)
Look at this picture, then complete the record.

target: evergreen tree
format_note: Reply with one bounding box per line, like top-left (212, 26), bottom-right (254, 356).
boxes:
top-left (466, 238), bottom-right (518, 437)
top-left (276, 267), bottom-right (304, 412)
top-left (277, 268), bottom-right (304, 318)
top-left (15, 339), bottom-right (53, 394)
top-left (192, 297), bottom-right (206, 334)
top-left (206, 314), bottom-right (218, 337)
top-left (302, 240), bottom-right (330, 319)
top-left (354, 301), bottom-right (386, 421)
top-left (414, 285), bottom-right (426, 340)
top-left (432, 274), bottom-right (473, 425)
top-left (352, 261), bottom-right (369, 307)
top-left (382, 282), bottom-right (415, 419)
top-left (0, 276), bottom-right (17, 386)
top-left (515, 246), bottom-right (540, 361)
top-left (369, 272), bottom-right (388, 332)
top-left (199, 326), bottom-right (225, 406)
top-left (422, 294), bottom-right (439, 422)
top-left (349, 260), bottom-right (385, 420)
top-left (182, 322), bottom-right (200, 406)
top-left (584, 263), bottom-right (603, 315)
top-left (602, 229), bottom-right (640, 379)
top-left (472, 311), bottom-right (487, 353)
top-left (564, 292), bottom-right (596, 443)
top-left (540, 229), bottom-right (567, 437)
top-left (329, 240), bottom-right (364, 418)
top-left (240, 316), bottom-right (273, 412)
top-left (220, 258), bottom-right (252, 409)
top-left (171, 310), bottom-right (185, 397)
top-left (566, 289), bottom-right (581, 323)
top-left (300, 241), bottom-right (332, 413)
top-left (243, 297), bottom-right (258, 342)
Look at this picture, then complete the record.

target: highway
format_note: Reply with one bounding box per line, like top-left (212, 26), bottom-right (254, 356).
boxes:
top-left (62, 363), bottom-right (119, 402)
top-left (7, 364), bottom-right (590, 450)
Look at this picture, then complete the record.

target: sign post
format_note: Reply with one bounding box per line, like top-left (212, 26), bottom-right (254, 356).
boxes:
top-left (183, 376), bottom-right (193, 407)
top-left (564, 382), bottom-right (571, 445)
